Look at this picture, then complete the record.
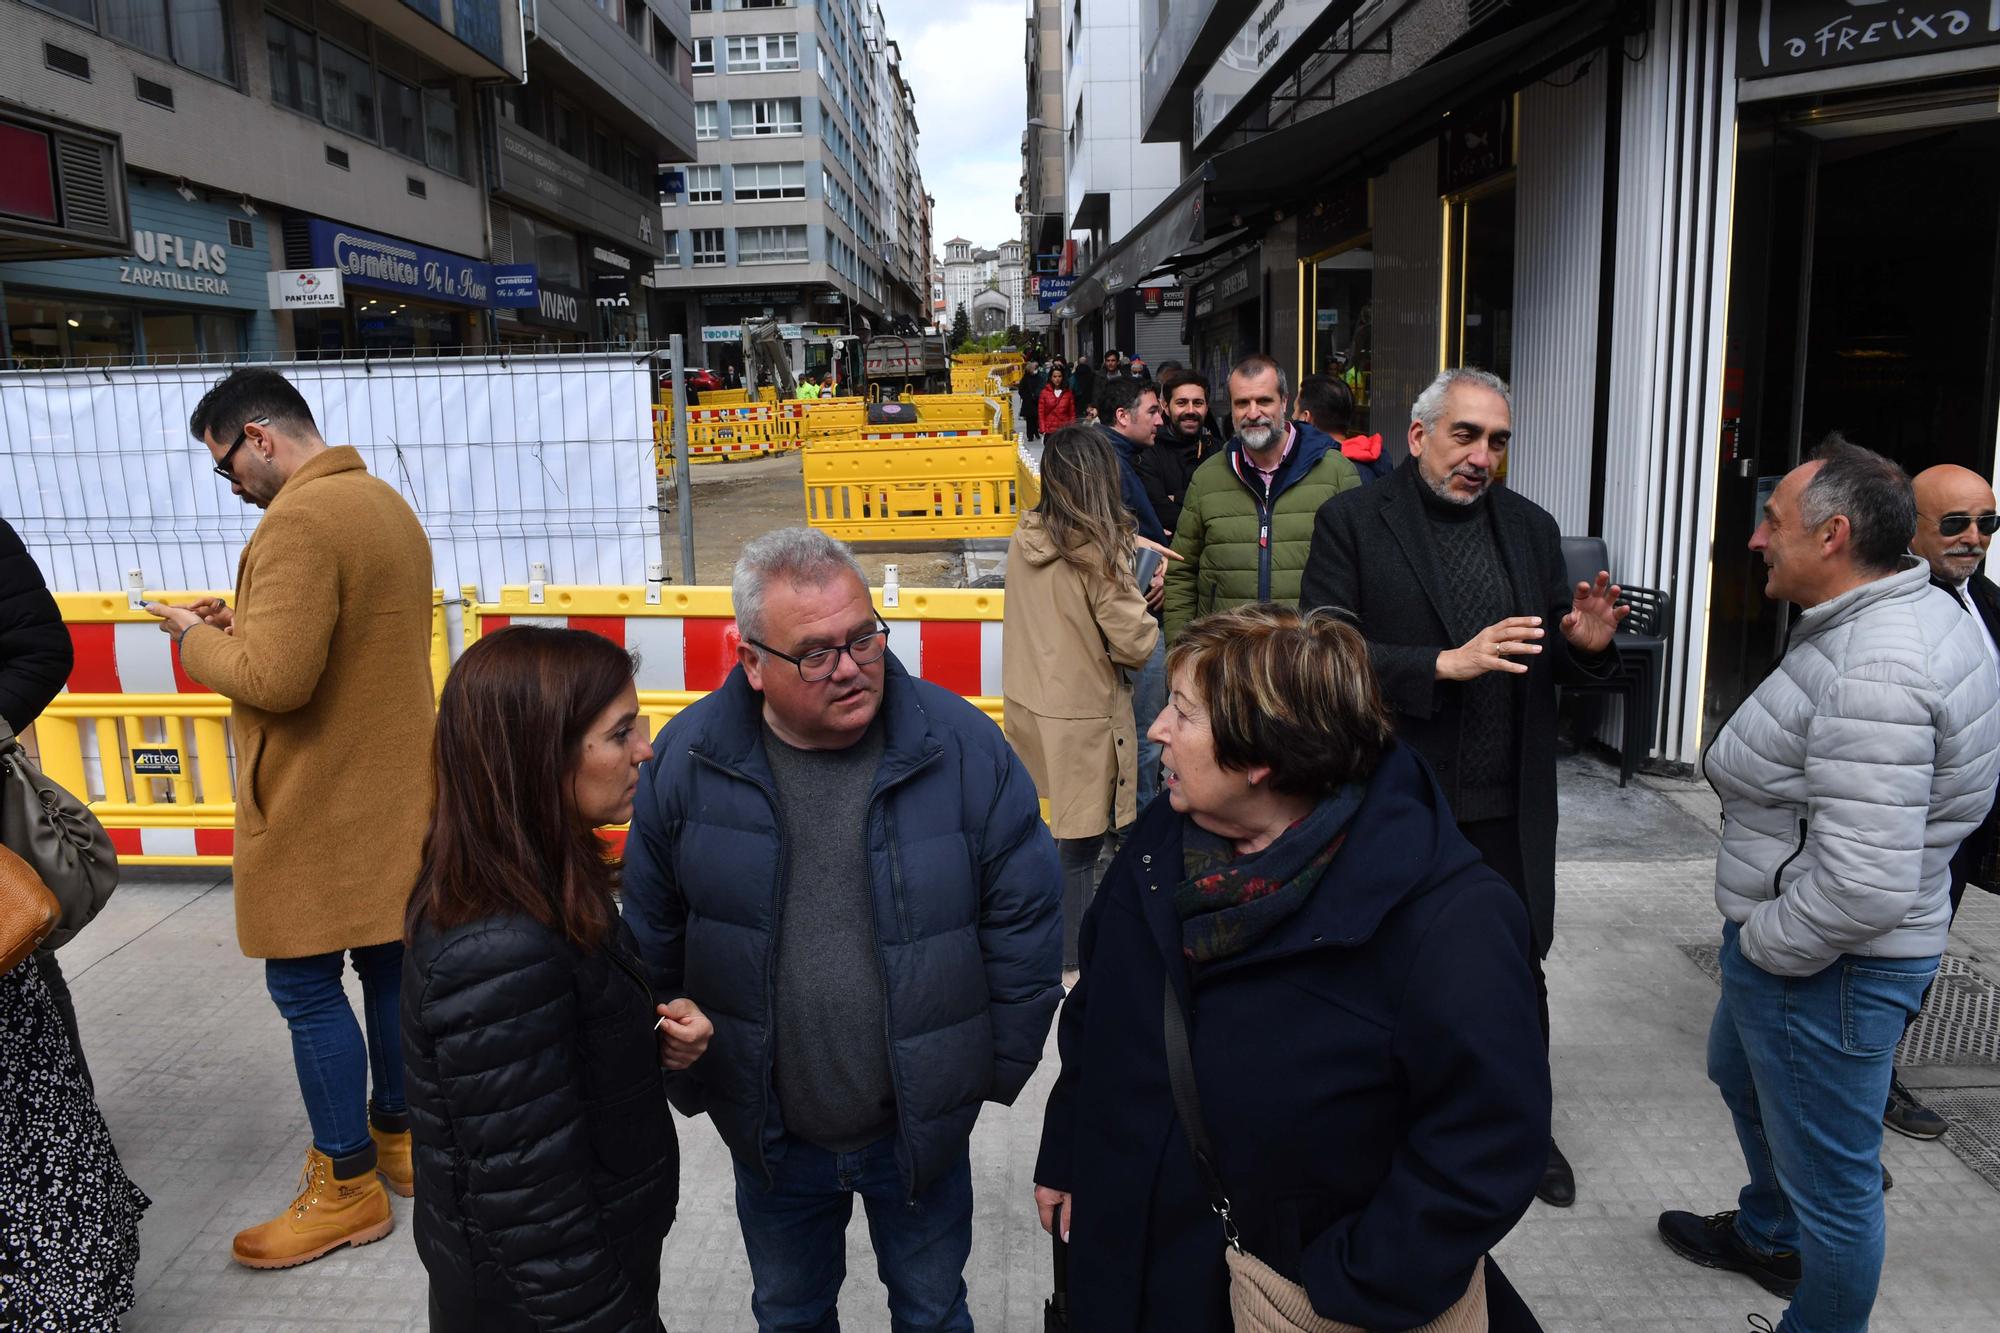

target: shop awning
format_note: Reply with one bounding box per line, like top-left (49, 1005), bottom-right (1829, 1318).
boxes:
top-left (1057, 0), bottom-right (1619, 320)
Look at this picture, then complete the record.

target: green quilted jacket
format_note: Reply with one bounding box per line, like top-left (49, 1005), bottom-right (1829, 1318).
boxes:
top-left (1162, 422), bottom-right (1363, 642)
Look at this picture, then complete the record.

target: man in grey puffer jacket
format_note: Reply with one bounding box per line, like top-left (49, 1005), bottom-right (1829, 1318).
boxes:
top-left (1659, 439), bottom-right (2000, 1332)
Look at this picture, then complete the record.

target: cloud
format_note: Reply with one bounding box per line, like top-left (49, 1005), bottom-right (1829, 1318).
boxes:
top-left (877, 0), bottom-right (1022, 254)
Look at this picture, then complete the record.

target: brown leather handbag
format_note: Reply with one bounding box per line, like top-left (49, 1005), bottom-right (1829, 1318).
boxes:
top-left (0, 843), bottom-right (62, 976)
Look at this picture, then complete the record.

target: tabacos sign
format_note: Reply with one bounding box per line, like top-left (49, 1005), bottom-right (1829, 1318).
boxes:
top-left (121, 229), bottom-right (231, 295)
top-left (304, 218), bottom-right (493, 308)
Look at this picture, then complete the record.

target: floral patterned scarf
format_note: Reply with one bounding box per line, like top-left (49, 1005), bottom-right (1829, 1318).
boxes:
top-left (1174, 787), bottom-right (1364, 966)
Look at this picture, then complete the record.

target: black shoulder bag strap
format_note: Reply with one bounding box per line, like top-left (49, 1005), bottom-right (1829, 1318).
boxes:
top-left (1163, 972), bottom-right (1241, 1249)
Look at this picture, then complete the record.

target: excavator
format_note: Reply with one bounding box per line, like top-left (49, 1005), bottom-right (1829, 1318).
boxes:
top-left (738, 318), bottom-right (799, 401)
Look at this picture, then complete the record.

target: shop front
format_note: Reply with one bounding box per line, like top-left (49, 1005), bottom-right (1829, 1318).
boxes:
top-left (489, 120), bottom-right (663, 346)
top-left (1295, 180), bottom-right (1374, 431)
top-left (1701, 5), bottom-right (2000, 741)
top-left (287, 217), bottom-right (492, 354)
top-left (1188, 250), bottom-right (1262, 397)
top-left (0, 174), bottom-right (274, 366)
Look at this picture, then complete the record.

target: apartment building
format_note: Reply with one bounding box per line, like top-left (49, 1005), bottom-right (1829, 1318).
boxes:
top-left (1017, 0), bottom-right (1061, 332)
top-left (650, 0), bottom-right (929, 379)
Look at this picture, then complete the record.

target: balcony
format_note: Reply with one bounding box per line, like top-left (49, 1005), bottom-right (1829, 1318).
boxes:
top-left (346, 0), bottom-right (527, 79)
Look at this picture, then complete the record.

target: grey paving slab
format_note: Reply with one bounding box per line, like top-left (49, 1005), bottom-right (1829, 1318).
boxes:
top-left (60, 756), bottom-right (2000, 1330)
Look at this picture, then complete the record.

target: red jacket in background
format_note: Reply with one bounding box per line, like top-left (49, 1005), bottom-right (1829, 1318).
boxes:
top-left (1038, 385), bottom-right (1077, 433)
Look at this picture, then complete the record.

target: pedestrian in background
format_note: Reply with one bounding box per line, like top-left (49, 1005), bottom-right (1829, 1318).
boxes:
top-left (1137, 369), bottom-right (1223, 539)
top-left (1033, 605), bottom-right (1549, 1331)
top-left (1296, 373), bottom-right (1390, 483)
top-left (1019, 357), bottom-right (1047, 440)
top-left (146, 367), bottom-right (435, 1269)
top-left (1161, 354), bottom-right (1362, 644)
top-left (1003, 424), bottom-right (1162, 974)
top-left (403, 626), bottom-right (702, 1330)
top-left (621, 529), bottom-right (1062, 1332)
top-left (0, 516), bottom-right (92, 1084)
top-left (1038, 361), bottom-right (1077, 435)
top-left (1299, 366), bottom-right (1625, 1208)
top-left (1098, 376), bottom-right (1172, 809)
top-left (1881, 463), bottom-right (2000, 1139)
top-left (1660, 440), bottom-right (2000, 1329)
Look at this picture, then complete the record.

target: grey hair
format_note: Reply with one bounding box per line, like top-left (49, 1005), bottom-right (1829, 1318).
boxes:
top-left (1412, 367), bottom-right (1512, 433)
top-left (732, 527), bottom-right (868, 648)
top-left (1798, 433), bottom-right (1914, 574)
top-left (1228, 352), bottom-right (1290, 407)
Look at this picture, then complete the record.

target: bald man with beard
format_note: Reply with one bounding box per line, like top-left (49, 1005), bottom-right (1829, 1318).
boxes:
top-left (1884, 464), bottom-right (2000, 1140)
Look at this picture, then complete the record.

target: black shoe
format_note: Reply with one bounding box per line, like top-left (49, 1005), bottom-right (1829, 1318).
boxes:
top-left (1536, 1138), bottom-right (1575, 1208)
top-left (1882, 1162), bottom-right (1893, 1191)
top-left (1656, 1209), bottom-right (1801, 1298)
top-left (1884, 1077), bottom-right (1948, 1140)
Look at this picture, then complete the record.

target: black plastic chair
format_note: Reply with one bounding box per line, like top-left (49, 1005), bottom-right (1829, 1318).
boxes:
top-left (1558, 535), bottom-right (1673, 786)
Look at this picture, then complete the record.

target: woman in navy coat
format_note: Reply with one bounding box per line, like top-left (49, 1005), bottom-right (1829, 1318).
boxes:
top-left (1033, 604), bottom-right (1550, 1331)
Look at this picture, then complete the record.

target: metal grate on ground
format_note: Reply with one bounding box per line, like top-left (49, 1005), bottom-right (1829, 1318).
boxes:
top-left (1676, 945), bottom-right (2000, 1067)
top-left (1907, 1088), bottom-right (2000, 1193)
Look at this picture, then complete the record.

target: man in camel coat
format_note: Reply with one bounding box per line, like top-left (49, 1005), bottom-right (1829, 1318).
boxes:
top-left (148, 367), bottom-right (434, 1272)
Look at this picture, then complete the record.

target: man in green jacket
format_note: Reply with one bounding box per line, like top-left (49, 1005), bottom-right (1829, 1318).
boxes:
top-left (1163, 353), bottom-right (1363, 642)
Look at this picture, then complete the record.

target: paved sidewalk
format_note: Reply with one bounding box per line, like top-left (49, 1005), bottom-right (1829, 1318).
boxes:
top-left (63, 754), bottom-right (2000, 1330)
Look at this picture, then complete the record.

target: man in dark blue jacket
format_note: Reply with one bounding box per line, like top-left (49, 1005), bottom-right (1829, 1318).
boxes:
top-left (1096, 375), bottom-right (1169, 546)
top-left (621, 527), bottom-right (1062, 1331)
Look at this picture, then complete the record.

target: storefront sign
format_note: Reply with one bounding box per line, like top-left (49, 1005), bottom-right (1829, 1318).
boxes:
top-left (0, 174), bottom-right (265, 310)
top-left (1191, 0), bottom-right (1341, 148)
top-left (1140, 286), bottom-right (1186, 314)
top-left (1740, 0), bottom-right (2000, 76)
top-left (1439, 99), bottom-right (1515, 196)
top-left (1194, 254), bottom-right (1259, 319)
top-left (1037, 275), bottom-right (1077, 311)
top-left (267, 268), bottom-right (345, 310)
top-left (702, 324), bottom-right (742, 343)
top-left (492, 264), bottom-right (539, 308)
top-left (305, 218), bottom-right (492, 307)
top-left (591, 246), bottom-right (632, 272)
top-left (493, 123), bottom-right (665, 260)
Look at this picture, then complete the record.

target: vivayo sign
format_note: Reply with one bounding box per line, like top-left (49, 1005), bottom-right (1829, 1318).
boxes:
top-left (304, 218), bottom-right (493, 307)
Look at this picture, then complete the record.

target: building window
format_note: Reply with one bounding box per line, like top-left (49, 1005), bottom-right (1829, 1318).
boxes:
top-left (660, 230), bottom-right (680, 268)
top-left (509, 211), bottom-right (582, 286)
top-left (650, 17), bottom-right (674, 71)
top-left (691, 36), bottom-right (713, 74)
top-left (731, 97), bottom-right (801, 137)
top-left (378, 71), bottom-right (423, 160)
top-left (689, 0), bottom-right (710, 9)
top-left (740, 0), bottom-right (789, 7)
top-left (319, 40), bottom-right (376, 138)
top-left (726, 33), bottom-right (797, 73)
top-left (695, 102), bottom-right (719, 140)
top-left (692, 228), bottom-right (726, 267)
top-left (621, 0), bottom-right (643, 44)
top-left (685, 164), bottom-right (722, 204)
top-left (738, 225), bottom-right (806, 263)
top-left (266, 14), bottom-right (319, 114)
top-left (737, 161), bottom-right (804, 201)
top-left (54, 0), bottom-right (235, 81)
top-left (553, 97), bottom-right (585, 157)
top-left (424, 91), bottom-right (461, 175)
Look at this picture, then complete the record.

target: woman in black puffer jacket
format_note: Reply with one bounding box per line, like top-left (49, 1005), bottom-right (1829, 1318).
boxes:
top-left (402, 626), bottom-right (713, 1331)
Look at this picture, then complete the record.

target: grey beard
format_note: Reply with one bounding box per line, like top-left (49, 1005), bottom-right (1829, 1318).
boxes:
top-left (1240, 422), bottom-right (1278, 451)
top-left (1423, 468), bottom-right (1485, 506)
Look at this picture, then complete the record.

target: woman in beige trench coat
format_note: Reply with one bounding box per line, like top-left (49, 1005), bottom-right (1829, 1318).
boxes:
top-left (1003, 424), bottom-right (1161, 969)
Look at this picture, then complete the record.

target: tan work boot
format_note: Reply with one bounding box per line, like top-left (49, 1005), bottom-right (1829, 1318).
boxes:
top-left (231, 1146), bottom-right (392, 1269)
top-left (371, 1124), bottom-right (414, 1198)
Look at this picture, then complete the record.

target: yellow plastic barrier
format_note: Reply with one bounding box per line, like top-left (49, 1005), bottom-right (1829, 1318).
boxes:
top-left (802, 440), bottom-right (1026, 543)
top-left (38, 590), bottom-right (454, 865)
top-left (47, 583), bottom-right (1010, 865)
top-left (699, 388), bottom-right (754, 406)
top-left (1017, 442), bottom-right (1042, 511)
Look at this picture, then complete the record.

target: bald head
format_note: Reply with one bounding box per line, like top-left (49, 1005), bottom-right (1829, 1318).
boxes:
top-left (1912, 464), bottom-right (1998, 586)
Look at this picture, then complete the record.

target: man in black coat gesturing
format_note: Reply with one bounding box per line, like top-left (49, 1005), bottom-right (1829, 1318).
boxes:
top-left (1299, 367), bottom-right (1623, 1209)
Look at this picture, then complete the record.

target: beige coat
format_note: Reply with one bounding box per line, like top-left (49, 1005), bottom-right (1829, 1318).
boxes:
top-left (181, 447), bottom-right (435, 959)
top-left (1002, 513), bottom-right (1159, 838)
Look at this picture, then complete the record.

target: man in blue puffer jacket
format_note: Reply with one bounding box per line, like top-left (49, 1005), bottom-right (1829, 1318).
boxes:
top-left (622, 527), bottom-right (1062, 1332)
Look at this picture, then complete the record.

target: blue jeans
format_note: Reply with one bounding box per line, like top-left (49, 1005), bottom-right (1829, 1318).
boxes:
top-left (733, 1134), bottom-right (974, 1333)
top-left (1707, 920), bottom-right (1937, 1333)
top-left (264, 942), bottom-right (406, 1161)
top-left (1132, 634), bottom-right (1166, 811)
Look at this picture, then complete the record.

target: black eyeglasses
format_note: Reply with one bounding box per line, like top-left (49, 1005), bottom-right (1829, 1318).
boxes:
top-left (213, 417), bottom-right (269, 482)
top-left (1922, 511), bottom-right (2000, 537)
top-left (748, 622), bottom-right (891, 682)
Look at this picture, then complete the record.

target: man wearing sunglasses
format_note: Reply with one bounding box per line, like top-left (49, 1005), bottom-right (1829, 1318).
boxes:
top-left (142, 368), bottom-right (435, 1271)
top-left (621, 527), bottom-right (1061, 1332)
top-left (1881, 464), bottom-right (2000, 1139)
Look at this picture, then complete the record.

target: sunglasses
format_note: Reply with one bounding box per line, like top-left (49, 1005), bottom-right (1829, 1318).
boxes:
top-left (1924, 512), bottom-right (2000, 538)
top-left (213, 417), bottom-right (270, 482)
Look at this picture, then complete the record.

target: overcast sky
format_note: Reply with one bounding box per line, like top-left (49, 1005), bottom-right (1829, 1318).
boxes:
top-left (876, 0), bottom-right (1023, 258)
